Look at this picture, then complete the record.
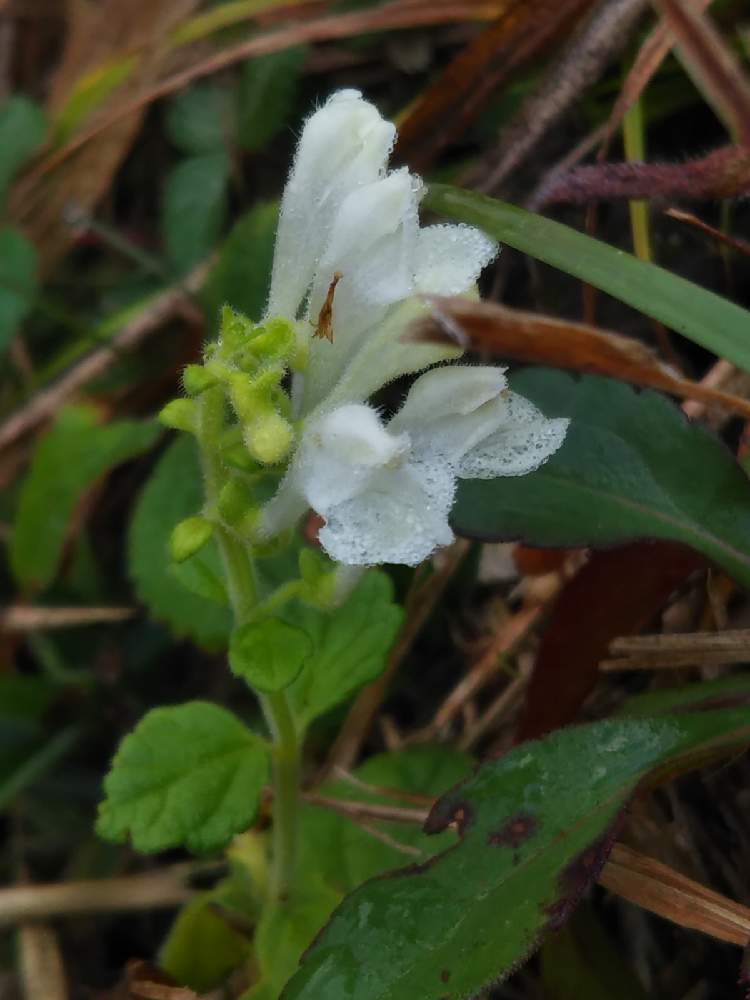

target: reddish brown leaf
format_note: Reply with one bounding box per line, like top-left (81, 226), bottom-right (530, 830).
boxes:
top-left (414, 296), bottom-right (750, 419)
top-left (476, 0), bottom-right (650, 193)
top-left (516, 541), bottom-right (705, 741)
top-left (393, 0), bottom-right (594, 171)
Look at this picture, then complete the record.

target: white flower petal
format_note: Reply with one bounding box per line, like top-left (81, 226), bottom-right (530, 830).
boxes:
top-left (457, 392), bottom-right (569, 479)
top-left (302, 170), bottom-right (423, 408)
top-left (298, 404), bottom-right (409, 511)
top-left (415, 224), bottom-right (498, 295)
top-left (266, 90), bottom-right (395, 320)
top-left (390, 365), bottom-right (507, 430)
top-left (305, 299), bottom-right (462, 412)
top-left (318, 462), bottom-right (455, 566)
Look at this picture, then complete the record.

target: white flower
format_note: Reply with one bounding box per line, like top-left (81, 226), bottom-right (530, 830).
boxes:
top-left (262, 367), bottom-right (569, 566)
top-left (257, 89), bottom-right (569, 567)
top-left (264, 89), bottom-right (497, 413)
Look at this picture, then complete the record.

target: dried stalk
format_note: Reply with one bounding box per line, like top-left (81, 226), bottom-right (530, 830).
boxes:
top-left (0, 260), bottom-right (209, 453)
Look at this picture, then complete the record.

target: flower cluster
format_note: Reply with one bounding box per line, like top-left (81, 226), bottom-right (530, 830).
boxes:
top-left (254, 89), bottom-right (568, 566)
top-left (166, 90), bottom-right (569, 569)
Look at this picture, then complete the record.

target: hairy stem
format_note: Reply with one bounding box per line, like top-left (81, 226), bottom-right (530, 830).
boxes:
top-left (197, 386), bottom-right (300, 904)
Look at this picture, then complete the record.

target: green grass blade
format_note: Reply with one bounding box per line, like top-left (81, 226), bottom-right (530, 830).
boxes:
top-left (423, 183), bottom-right (750, 373)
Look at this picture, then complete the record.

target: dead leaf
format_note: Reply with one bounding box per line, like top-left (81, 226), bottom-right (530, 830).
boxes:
top-left (413, 295), bottom-right (750, 419)
top-left (394, 0), bottom-right (594, 171)
top-left (9, 0), bottom-right (201, 274)
top-left (516, 541), bottom-right (704, 740)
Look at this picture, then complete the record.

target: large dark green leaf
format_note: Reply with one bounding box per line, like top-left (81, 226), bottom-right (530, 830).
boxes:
top-left (452, 370), bottom-right (750, 589)
top-left (283, 708), bottom-right (750, 999)
top-left (424, 183), bottom-right (750, 374)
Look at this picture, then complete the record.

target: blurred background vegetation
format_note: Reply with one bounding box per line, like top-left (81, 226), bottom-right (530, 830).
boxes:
top-left (2, 0), bottom-right (750, 997)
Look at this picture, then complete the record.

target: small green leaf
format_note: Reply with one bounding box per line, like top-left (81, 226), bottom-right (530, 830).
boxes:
top-left (230, 620), bottom-right (312, 694)
top-left (424, 183), bottom-right (750, 375)
top-left (170, 516), bottom-right (214, 563)
top-left (0, 96), bottom-right (46, 203)
top-left (129, 436), bottom-right (232, 649)
top-left (10, 405), bottom-right (159, 589)
top-left (285, 571), bottom-right (403, 727)
top-left (97, 701), bottom-right (269, 854)
top-left (160, 892), bottom-right (249, 992)
top-left (452, 370), bottom-right (750, 589)
top-left (163, 151), bottom-right (229, 275)
top-left (284, 708), bottom-right (750, 999)
top-left (237, 48), bottom-right (307, 152)
top-left (166, 82), bottom-right (234, 154)
top-left (202, 201), bottom-right (278, 324)
top-left (0, 226), bottom-right (38, 355)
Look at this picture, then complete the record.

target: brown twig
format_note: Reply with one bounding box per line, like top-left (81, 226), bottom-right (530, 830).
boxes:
top-left (304, 793), bottom-right (430, 826)
top-left (477, 0), bottom-right (650, 193)
top-left (428, 602), bottom-right (544, 737)
top-left (17, 923), bottom-right (68, 1000)
top-left (665, 206), bottom-right (750, 258)
top-left (601, 628), bottom-right (750, 670)
top-left (0, 605), bottom-right (135, 630)
top-left (0, 863), bottom-right (202, 927)
top-left (0, 259), bottom-right (209, 454)
top-left (600, 842), bottom-right (750, 946)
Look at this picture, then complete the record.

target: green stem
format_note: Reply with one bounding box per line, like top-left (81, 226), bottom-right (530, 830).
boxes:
top-left (197, 387), bottom-right (300, 904)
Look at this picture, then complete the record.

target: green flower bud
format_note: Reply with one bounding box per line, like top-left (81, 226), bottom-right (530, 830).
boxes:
top-left (170, 516), bottom-right (213, 562)
top-left (217, 478), bottom-right (252, 526)
top-left (182, 364), bottom-right (217, 396)
top-left (244, 413), bottom-right (294, 465)
top-left (220, 305), bottom-right (254, 354)
top-left (159, 398), bottom-right (197, 433)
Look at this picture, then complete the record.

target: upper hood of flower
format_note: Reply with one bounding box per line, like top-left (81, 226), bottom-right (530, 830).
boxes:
top-left (263, 89), bottom-right (498, 416)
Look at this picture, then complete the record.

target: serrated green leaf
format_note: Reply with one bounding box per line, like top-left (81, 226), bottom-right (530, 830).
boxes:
top-left (452, 370), bottom-right (750, 589)
top-left (230, 619), bottom-right (312, 694)
top-left (237, 47), bottom-right (307, 152)
top-left (285, 571), bottom-right (403, 727)
top-left (166, 82), bottom-right (234, 154)
top-left (97, 701), bottom-right (269, 854)
top-left (129, 436), bottom-right (232, 650)
top-left (202, 201), bottom-right (278, 324)
top-left (299, 746), bottom-right (472, 895)
top-left (10, 405), bottom-right (159, 589)
top-left (163, 151), bottom-right (230, 275)
top-left (160, 892), bottom-right (249, 992)
top-left (0, 226), bottom-right (38, 354)
top-left (283, 708), bottom-right (750, 1000)
top-left (424, 183), bottom-right (750, 375)
top-left (0, 96), bottom-right (46, 202)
